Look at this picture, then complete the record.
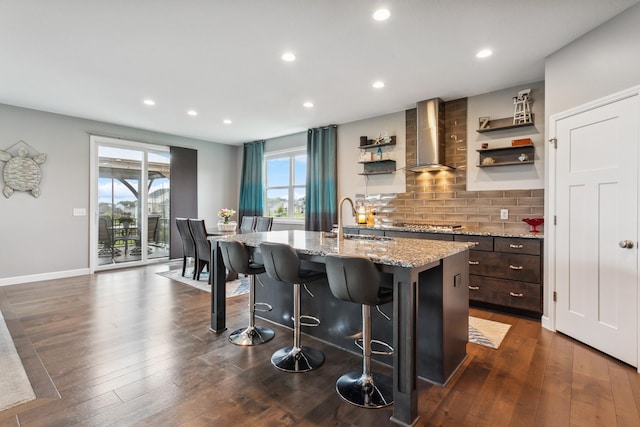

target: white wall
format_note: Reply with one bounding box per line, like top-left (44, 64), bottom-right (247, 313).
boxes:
top-left (337, 111), bottom-right (406, 225)
top-left (545, 3), bottom-right (640, 120)
top-left (466, 81), bottom-right (545, 191)
top-left (0, 103), bottom-right (239, 283)
top-left (542, 2), bottom-right (640, 325)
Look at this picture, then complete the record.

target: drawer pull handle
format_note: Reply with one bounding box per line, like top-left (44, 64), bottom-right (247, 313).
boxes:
top-left (469, 261), bottom-right (479, 265)
top-left (469, 286), bottom-right (480, 290)
top-left (509, 265), bottom-right (523, 270)
top-left (509, 244), bottom-right (524, 249)
top-left (510, 292), bottom-right (524, 298)
top-left (471, 241), bottom-right (480, 246)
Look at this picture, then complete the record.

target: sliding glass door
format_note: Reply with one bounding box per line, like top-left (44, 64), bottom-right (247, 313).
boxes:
top-left (92, 136), bottom-right (170, 269)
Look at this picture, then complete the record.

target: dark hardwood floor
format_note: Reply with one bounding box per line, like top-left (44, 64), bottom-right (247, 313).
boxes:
top-left (1, 264), bottom-right (639, 426)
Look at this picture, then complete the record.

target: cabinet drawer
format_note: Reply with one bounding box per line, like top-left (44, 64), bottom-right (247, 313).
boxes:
top-left (494, 237), bottom-right (541, 255)
top-left (468, 252), bottom-right (540, 283)
top-left (468, 275), bottom-right (541, 313)
top-left (454, 235), bottom-right (493, 251)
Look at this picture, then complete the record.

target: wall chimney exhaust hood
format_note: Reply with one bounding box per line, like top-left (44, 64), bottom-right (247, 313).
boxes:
top-left (407, 98), bottom-right (454, 172)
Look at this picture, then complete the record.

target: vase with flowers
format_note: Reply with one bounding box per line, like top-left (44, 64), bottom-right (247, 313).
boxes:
top-left (217, 208), bottom-right (237, 232)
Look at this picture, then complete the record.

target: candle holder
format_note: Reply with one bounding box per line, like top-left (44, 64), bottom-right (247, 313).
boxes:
top-left (522, 218), bottom-right (544, 233)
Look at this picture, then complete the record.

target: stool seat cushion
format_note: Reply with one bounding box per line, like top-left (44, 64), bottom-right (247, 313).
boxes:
top-left (325, 254), bottom-right (393, 306)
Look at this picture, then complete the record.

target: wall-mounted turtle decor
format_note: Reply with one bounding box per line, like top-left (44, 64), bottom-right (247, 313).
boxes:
top-left (0, 141), bottom-right (47, 198)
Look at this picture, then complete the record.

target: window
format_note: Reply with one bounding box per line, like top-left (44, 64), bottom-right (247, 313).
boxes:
top-left (264, 148), bottom-right (306, 220)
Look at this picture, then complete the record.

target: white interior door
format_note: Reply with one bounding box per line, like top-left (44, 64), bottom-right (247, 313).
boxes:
top-left (555, 94), bottom-right (639, 366)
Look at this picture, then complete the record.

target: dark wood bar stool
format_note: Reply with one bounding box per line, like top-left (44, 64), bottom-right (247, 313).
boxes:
top-left (325, 253), bottom-right (394, 408)
top-left (259, 242), bottom-right (325, 372)
top-left (219, 240), bottom-right (275, 346)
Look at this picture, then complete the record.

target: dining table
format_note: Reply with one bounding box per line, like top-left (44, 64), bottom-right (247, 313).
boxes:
top-left (209, 229), bottom-right (472, 426)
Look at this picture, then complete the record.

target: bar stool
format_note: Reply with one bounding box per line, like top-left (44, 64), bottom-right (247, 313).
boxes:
top-left (325, 253), bottom-right (394, 408)
top-left (219, 240), bottom-right (275, 346)
top-left (259, 242), bottom-right (325, 372)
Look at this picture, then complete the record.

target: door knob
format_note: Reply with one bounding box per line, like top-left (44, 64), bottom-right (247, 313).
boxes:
top-left (619, 240), bottom-right (634, 249)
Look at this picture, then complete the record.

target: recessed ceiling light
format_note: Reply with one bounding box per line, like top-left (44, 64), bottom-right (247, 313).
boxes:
top-left (282, 52), bottom-right (296, 62)
top-left (223, 119), bottom-right (232, 125)
top-left (372, 81), bottom-right (385, 89)
top-left (476, 49), bottom-right (493, 58)
top-left (303, 102), bottom-right (314, 108)
top-left (187, 110), bottom-right (198, 116)
top-left (143, 99), bottom-right (155, 106)
top-left (373, 9), bottom-right (391, 21)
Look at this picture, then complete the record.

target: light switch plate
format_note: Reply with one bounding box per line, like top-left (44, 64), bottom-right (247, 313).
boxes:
top-left (73, 208), bottom-right (87, 216)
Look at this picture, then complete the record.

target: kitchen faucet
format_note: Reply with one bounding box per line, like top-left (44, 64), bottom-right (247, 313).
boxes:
top-left (337, 196), bottom-right (356, 240)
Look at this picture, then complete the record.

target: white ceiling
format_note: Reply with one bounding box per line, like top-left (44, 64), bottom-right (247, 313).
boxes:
top-left (1, 0), bottom-right (638, 145)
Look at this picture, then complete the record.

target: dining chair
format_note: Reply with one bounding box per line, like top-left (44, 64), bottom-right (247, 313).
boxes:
top-left (254, 216), bottom-right (273, 232)
top-left (240, 216), bottom-right (257, 232)
top-left (175, 218), bottom-right (197, 279)
top-left (188, 218), bottom-right (212, 281)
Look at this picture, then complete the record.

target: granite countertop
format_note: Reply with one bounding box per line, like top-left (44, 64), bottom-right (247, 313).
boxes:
top-left (220, 230), bottom-right (473, 268)
top-left (344, 224), bottom-right (544, 239)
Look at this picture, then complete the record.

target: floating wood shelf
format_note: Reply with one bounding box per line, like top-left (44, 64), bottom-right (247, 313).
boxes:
top-left (477, 145), bottom-right (535, 168)
top-left (359, 136), bottom-right (396, 148)
top-left (477, 115), bottom-right (535, 133)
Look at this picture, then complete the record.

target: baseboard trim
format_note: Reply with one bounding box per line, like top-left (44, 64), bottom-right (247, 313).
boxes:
top-left (0, 268), bottom-right (91, 287)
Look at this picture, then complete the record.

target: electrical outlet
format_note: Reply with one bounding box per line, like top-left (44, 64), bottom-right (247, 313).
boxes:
top-left (500, 209), bottom-right (508, 220)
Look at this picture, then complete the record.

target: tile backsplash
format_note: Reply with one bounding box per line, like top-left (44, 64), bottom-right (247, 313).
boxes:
top-left (387, 98), bottom-right (545, 233)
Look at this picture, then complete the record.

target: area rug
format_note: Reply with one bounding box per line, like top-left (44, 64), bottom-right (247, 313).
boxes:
top-left (468, 316), bottom-right (511, 349)
top-left (0, 310), bottom-right (36, 411)
top-left (157, 269), bottom-right (249, 298)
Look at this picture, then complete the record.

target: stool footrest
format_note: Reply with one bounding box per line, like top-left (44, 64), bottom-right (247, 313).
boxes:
top-left (253, 302), bottom-right (272, 312)
top-left (298, 315), bottom-right (321, 327)
top-left (355, 338), bottom-right (394, 356)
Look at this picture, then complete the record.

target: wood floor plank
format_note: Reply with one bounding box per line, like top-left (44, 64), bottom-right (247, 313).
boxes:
top-left (1, 265), bottom-right (640, 426)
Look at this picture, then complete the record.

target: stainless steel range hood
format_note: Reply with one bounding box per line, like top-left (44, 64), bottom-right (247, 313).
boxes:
top-left (407, 98), bottom-right (454, 172)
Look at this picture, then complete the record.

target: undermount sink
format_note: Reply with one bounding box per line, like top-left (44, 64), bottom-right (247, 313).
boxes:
top-left (343, 233), bottom-right (393, 241)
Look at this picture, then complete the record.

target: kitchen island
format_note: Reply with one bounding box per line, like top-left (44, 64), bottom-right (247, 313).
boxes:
top-left (211, 230), bottom-right (472, 426)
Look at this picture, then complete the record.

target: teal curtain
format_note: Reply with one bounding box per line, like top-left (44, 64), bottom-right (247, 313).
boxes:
top-left (239, 140), bottom-right (264, 219)
top-left (305, 126), bottom-right (337, 231)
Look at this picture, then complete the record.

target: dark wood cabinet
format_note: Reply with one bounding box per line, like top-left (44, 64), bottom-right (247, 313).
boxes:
top-left (467, 236), bottom-right (543, 317)
top-left (348, 228), bottom-right (544, 317)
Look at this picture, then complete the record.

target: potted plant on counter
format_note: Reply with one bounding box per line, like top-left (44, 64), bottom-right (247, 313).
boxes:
top-left (217, 208), bottom-right (237, 232)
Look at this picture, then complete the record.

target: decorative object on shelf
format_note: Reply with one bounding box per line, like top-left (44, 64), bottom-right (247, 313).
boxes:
top-left (512, 138), bottom-right (532, 147)
top-left (0, 141), bottom-right (47, 199)
top-left (218, 208), bottom-right (237, 231)
top-left (477, 145), bottom-right (535, 168)
top-left (481, 157), bottom-right (495, 166)
top-left (376, 146), bottom-right (382, 160)
top-left (481, 143), bottom-right (489, 149)
top-left (522, 217), bottom-right (544, 233)
top-left (479, 116), bottom-right (490, 129)
top-left (373, 132), bottom-right (393, 145)
top-left (512, 88), bottom-right (533, 125)
top-left (360, 136), bottom-right (368, 146)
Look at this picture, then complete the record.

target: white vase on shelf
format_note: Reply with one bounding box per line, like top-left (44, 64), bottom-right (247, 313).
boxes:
top-left (217, 221), bottom-right (237, 232)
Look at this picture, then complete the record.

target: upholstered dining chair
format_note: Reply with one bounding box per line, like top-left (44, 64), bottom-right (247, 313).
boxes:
top-left (188, 218), bottom-right (213, 281)
top-left (240, 215), bottom-right (257, 232)
top-left (254, 216), bottom-right (273, 232)
top-left (175, 218), bottom-right (197, 279)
